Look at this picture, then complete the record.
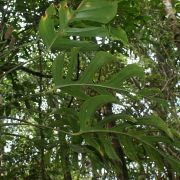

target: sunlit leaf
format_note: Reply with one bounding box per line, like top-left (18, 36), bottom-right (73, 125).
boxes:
top-left (65, 27), bottom-right (109, 37)
top-left (71, 0), bottom-right (118, 24)
top-left (39, 4), bottom-right (98, 51)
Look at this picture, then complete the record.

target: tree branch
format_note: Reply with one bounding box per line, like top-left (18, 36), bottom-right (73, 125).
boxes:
top-left (0, 63), bottom-right (52, 78)
top-left (162, 0), bottom-right (180, 53)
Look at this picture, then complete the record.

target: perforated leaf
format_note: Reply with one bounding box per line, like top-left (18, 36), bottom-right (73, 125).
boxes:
top-left (53, 51), bottom-right (145, 97)
top-left (39, 4), bottom-right (98, 51)
top-left (39, 1), bottom-right (128, 51)
top-left (52, 51), bottom-right (89, 100)
top-left (39, 1), bottom-right (121, 51)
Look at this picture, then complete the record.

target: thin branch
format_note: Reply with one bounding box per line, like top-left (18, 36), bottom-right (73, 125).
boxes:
top-left (1, 123), bottom-right (29, 127)
top-left (0, 116), bottom-right (72, 135)
top-left (67, 51), bottom-right (80, 108)
top-left (0, 62), bottom-right (27, 80)
top-left (1, 63), bottom-right (52, 78)
top-left (1, 133), bottom-right (31, 139)
top-left (20, 66), bottom-right (52, 78)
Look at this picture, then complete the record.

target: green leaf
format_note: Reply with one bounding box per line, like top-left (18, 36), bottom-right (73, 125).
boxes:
top-left (137, 115), bottom-right (174, 139)
top-left (166, 157), bottom-right (180, 174)
top-left (52, 53), bottom-right (65, 85)
top-left (102, 64), bottom-right (144, 88)
top-left (39, 1), bottom-right (119, 51)
top-left (71, 0), bottom-right (118, 24)
top-left (79, 95), bottom-right (117, 131)
top-left (66, 48), bottom-right (79, 80)
top-left (58, 1), bottom-right (71, 29)
top-left (138, 88), bottom-right (162, 97)
top-left (99, 135), bottom-right (120, 161)
top-left (85, 135), bottom-right (103, 156)
top-left (39, 4), bottom-right (56, 46)
top-left (171, 128), bottom-right (180, 139)
top-left (50, 37), bottom-right (98, 51)
top-left (110, 27), bottom-right (129, 45)
top-left (141, 135), bottom-right (180, 149)
top-left (39, 1), bottom-right (130, 52)
top-left (65, 27), bottom-right (109, 37)
top-left (76, 127), bottom-right (180, 172)
top-left (60, 108), bottom-right (80, 132)
top-left (52, 50), bottom-right (89, 100)
top-left (143, 144), bottom-right (164, 170)
top-left (139, 135), bottom-right (172, 144)
top-left (98, 113), bottom-right (136, 127)
top-left (44, 150), bottom-right (52, 165)
top-left (80, 51), bottom-right (115, 83)
top-left (39, 4), bottom-right (98, 51)
top-left (63, 87), bottom-right (89, 100)
top-left (53, 51), bottom-right (144, 97)
top-left (118, 135), bottom-right (138, 161)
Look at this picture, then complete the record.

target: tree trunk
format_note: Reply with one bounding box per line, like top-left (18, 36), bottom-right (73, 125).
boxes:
top-left (0, 127), bottom-right (4, 178)
top-left (162, 0), bottom-right (180, 53)
top-left (103, 103), bottom-right (129, 180)
top-left (59, 135), bottom-right (72, 180)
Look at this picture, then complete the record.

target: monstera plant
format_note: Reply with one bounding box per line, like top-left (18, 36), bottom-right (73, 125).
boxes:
top-left (39, 0), bottom-right (180, 178)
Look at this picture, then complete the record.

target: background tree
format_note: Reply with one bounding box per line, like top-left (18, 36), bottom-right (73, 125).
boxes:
top-left (0, 0), bottom-right (179, 179)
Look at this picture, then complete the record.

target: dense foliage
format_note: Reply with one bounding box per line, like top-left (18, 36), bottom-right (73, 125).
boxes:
top-left (0, 0), bottom-right (180, 179)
